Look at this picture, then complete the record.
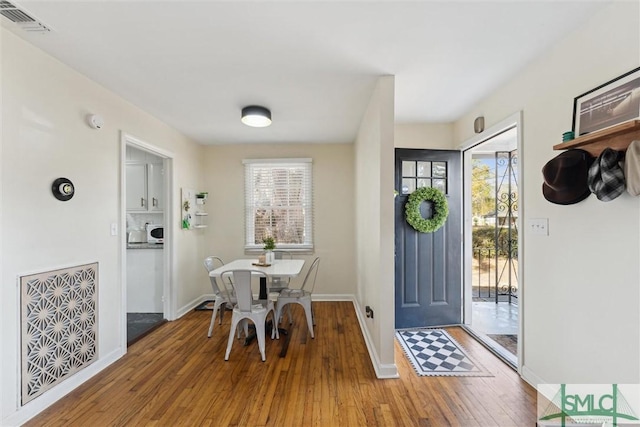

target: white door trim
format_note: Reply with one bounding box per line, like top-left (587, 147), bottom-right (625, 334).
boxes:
top-left (459, 111), bottom-right (525, 374)
top-left (119, 132), bottom-right (176, 353)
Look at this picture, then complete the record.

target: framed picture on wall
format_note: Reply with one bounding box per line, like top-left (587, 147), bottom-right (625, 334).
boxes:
top-left (572, 66), bottom-right (640, 136)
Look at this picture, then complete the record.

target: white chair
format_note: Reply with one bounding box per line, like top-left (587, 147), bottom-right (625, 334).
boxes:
top-left (275, 257), bottom-right (320, 339)
top-left (267, 250), bottom-right (294, 322)
top-left (268, 250), bottom-right (292, 293)
top-left (203, 256), bottom-right (236, 338)
top-left (224, 269), bottom-right (278, 362)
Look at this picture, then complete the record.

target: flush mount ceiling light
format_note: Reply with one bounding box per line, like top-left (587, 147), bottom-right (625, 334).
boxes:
top-left (241, 105), bottom-right (272, 128)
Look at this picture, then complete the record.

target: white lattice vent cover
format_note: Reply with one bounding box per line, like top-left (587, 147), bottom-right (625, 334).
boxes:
top-left (21, 262), bottom-right (98, 404)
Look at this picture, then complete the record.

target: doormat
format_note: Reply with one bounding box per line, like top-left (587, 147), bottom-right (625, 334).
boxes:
top-left (195, 300), bottom-right (214, 310)
top-left (396, 329), bottom-right (492, 377)
top-left (487, 334), bottom-right (517, 357)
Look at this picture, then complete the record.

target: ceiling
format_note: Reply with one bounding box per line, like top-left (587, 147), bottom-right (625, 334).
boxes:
top-left (2, 1), bottom-right (608, 145)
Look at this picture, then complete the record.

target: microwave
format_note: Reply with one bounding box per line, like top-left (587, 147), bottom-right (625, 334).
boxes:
top-left (146, 224), bottom-right (164, 244)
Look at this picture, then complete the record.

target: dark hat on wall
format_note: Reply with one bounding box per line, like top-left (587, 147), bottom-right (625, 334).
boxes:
top-left (542, 149), bottom-right (594, 205)
top-left (588, 148), bottom-right (625, 202)
top-left (624, 140), bottom-right (640, 196)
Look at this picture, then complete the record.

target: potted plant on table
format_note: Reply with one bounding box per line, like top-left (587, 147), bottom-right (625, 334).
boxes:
top-left (263, 236), bottom-right (276, 264)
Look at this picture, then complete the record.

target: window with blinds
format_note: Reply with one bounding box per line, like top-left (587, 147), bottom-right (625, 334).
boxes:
top-left (243, 158), bottom-right (313, 250)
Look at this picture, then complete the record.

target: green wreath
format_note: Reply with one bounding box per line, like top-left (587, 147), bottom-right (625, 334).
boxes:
top-left (405, 187), bottom-right (449, 233)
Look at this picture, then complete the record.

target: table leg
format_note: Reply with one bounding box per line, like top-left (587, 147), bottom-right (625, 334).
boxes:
top-left (259, 276), bottom-right (268, 300)
top-left (243, 320), bottom-right (274, 346)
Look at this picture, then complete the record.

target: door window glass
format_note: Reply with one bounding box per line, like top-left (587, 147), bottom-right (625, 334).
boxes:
top-left (401, 160), bottom-right (449, 194)
top-left (402, 161), bottom-right (416, 177)
top-left (402, 178), bottom-right (416, 194)
top-left (433, 162), bottom-right (447, 178)
top-left (417, 161), bottom-right (431, 177)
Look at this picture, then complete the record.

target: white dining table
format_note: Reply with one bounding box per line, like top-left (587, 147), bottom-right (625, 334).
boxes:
top-left (209, 258), bottom-right (305, 299)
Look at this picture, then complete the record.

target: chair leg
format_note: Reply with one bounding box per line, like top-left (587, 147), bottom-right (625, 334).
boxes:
top-left (235, 319), bottom-right (244, 339)
top-left (255, 318), bottom-right (266, 362)
top-left (225, 314), bottom-right (240, 361)
top-left (275, 302), bottom-right (285, 334)
top-left (276, 300), bottom-right (294, 325)
top-left (243, 319), bottom-right (249, 338)
top-left (218, 303), bottom-right (225, 324)
top-left (269, 308), bottom-right (279, 340)
top-left (208, 300), bottom-right (222, 337)
top-left (302, 299), bottom-right (314, 339)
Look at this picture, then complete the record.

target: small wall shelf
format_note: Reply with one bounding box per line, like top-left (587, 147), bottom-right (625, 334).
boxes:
top-left (182, 188), bottom-right (209, 229)
top-left (553, 120), bottom-right (640, 156)
top-left (194, 207), bottom-right (208, 228)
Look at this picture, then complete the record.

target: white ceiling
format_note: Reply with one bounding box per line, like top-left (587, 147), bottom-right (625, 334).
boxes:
top-left (3, 1), bottom-right (608, 145)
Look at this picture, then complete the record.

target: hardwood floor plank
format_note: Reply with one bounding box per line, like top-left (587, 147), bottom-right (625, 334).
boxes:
top-left (25, 302), bottom-right (537, 426)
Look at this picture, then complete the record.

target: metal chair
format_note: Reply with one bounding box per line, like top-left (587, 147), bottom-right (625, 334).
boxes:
top-left (203, 256), bottom-right (236, 338)
top-left (224, 269), bottom-right (278, 361)
top-left (268, 250), bottom-right (294, 322)
top-left (268, 250), bottom-right (292, 292)
top-left (275, 257), bottom-right (320, 339)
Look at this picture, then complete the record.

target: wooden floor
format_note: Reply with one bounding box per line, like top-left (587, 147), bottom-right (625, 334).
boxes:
top-left (25, 302), bottom-right (537, 426)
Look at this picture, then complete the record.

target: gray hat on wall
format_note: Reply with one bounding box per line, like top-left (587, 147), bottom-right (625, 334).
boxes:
top-left (588, 148), bottom-right (625, 202)
top-left (624, 140), bottom-right (640, 196)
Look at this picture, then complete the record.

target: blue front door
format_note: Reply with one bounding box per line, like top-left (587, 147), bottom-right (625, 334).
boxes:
top-left (395, 148), bottom-right (462, 328)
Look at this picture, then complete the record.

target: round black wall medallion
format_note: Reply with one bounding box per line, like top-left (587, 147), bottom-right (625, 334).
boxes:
top-left (52, 177), bottom-right (75, 201)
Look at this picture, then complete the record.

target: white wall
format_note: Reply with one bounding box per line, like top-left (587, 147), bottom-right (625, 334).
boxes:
top-left (354, 76), bottom-right (397, 377)
top-left (454, 2), bottom-right (640, 385)
top-left (395, 122), bottom-right (454, 149)
top-left (1, 29), bottom-right (206, 425)
top-left (201, 143), bottom-right (356, 298)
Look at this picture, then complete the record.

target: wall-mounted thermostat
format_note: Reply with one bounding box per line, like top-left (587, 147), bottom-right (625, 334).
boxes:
top-left (52, 177), bottom-right (75, 201)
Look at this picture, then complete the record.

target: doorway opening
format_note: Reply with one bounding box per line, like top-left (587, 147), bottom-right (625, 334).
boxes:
top-left (121, 133), bottom-right (174, 348)
top-left (464, 125), bottom-right (520, 367)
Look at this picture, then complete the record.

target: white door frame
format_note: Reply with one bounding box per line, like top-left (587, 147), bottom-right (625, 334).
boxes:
top-left (120, 132), bottom-right (176, 352)
top-left (458, 111), bottom-right (524, 373)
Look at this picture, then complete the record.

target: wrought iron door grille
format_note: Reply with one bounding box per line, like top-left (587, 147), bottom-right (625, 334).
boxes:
top-left (472, 150), bottom-right (518, 303)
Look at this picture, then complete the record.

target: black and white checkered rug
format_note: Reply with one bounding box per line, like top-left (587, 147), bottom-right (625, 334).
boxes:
top-left (396, 329), bottom-right (492, 377)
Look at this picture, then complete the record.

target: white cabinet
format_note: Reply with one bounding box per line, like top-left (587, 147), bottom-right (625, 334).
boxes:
top-left (148, 163), bottom-right (163, 212)
top-left (126, 162), bottom-right (164, 212)
top-left (126, 163), bottom-right (147, 211)
top-left (127, 248), bottom-right (164, 312)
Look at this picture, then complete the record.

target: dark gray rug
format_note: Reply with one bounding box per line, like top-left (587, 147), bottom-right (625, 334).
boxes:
top-left (127, 313), bottom-right (165, 345)
top-left (194, 300), bottom-right (215, 310)
top-left (487, 334), bottom-right (517, 356)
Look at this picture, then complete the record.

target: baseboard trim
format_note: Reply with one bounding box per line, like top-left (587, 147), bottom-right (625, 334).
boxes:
top-left (352, 298), bottom-right (399, 379)
top-left (309, 293), bottom-right (354, 301)
top-left (521, 365), bottom-right (544, 389)
top-left (3, 347), bottom-right (125, 427)
top-left (176, 294), bottom-right (215, 319)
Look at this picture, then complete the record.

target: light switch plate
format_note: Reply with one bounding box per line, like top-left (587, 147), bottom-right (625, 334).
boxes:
top-left (528, 218), bottom-right (548, 236)
top-left (110, 223), bottom-right (118, 236)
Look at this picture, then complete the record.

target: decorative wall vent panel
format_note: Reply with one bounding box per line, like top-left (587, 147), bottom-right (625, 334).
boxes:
top-left (21, 262), bottom-right (98, 404)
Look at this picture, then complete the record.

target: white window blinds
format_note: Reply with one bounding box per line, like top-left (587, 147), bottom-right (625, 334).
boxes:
top-left (244, 158), bottom-right (313, 250)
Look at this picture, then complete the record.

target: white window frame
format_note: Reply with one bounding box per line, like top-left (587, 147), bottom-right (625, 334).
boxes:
top-left (243, 158), bottom-right (313, 251)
